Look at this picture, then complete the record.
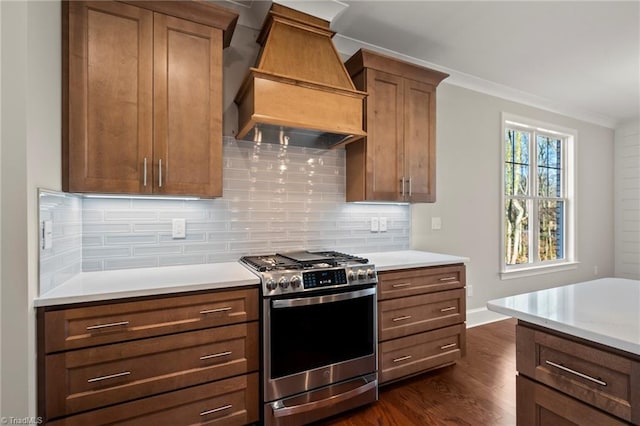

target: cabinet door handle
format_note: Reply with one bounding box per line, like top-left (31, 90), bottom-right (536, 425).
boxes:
top-left (158, 159), bottom-right (163, 188)
top-left (392, 283), bottom-right (411, 288)
top-left (544, 360), bottom-right (607, 386)
top-left (401, 177), bottom-right (405, 196)
top-left (408, 177), bottom-right (412, 197)
top-left (392, 355), bottom-right (412, 363)
top-left (200, 404), bottom-right (232, 417)
top-left (440, 343), bottom-right (457, 350)
top-left (439, 277), bottom-right (457, 282)
top-left (392, 315), bottom-right (412, 322)
top-left (440, 306), bottom-right (456, 312)
top-left (200, 307), bottom-right (232, 315)
top-left (143, 157), bottom-right (148, 187)
top-left (86, 321), bottom-right (129, 331)
top-left (200, 351), bottom-right (232, 361)
top-left (87, 371), bottom-right (131, 383)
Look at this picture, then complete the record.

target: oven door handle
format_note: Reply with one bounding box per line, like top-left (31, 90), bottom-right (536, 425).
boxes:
top-left (271, 287), bottom-right (376, 309)
top-left (271, 378), bottom-right (377, 418)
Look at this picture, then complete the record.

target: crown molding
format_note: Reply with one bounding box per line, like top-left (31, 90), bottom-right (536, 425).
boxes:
top-left (333, 34), bottom-right (618, 129)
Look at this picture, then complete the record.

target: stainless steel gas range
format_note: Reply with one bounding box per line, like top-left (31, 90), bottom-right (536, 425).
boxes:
top-left (240, 250), bottom-right (378, 426)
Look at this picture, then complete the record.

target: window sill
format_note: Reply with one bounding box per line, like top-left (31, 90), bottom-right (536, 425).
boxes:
top-left (500, 261), bottom-right (580, 280)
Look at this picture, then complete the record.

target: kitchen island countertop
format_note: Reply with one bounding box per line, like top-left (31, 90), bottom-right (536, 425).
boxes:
top-left (358, 250), bottom-right (469, 271)
top-left (487, 277), bottom-right (640, 356)
top-left (34, 262), bottom-right (260, 307)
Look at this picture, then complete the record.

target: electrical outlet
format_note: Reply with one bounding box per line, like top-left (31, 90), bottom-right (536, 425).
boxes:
top-left (172, 218), bottom-right (186, 239)
top-left (379, 217), bottom-right (387, 232)
top-left (467, 285), bottom-right (473, 297)
top-left (370, 217), bottom-right (379, 232)
top-left (594, 265), bottom-right (599, 276)
top-left (431, 217), bottom-right (442, 230)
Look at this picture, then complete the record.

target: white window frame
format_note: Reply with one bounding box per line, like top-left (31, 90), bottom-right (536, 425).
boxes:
top-left (500, 113), bottom-right (578, 280)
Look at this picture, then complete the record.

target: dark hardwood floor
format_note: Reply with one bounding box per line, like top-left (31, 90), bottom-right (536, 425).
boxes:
top-left (319, 319), bottom-right (517, 426)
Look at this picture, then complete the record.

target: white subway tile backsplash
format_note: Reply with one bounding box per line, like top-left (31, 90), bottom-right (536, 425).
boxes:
top-left (39, 137), bottom-right (410, 291)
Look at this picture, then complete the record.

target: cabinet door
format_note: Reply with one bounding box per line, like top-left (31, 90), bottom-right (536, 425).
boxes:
top-left (153, 14), bottom-right (223, 197)
top-left (64, 1), bottom-right (153, 194)
top-left (404, 78), bottom-right (436, 202)
top-left (365, 69), bottom-right (405, 201)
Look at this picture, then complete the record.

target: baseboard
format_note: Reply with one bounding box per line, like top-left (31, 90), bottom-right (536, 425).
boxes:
top-left (466, 307), bottom-right (509, 328)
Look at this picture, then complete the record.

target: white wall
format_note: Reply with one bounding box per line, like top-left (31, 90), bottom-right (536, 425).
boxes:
top-left (412, 83), bottom-right (615, 311)
top-left (0, 0), bottom-right (60, 417)
top-left (614, 119), bottom-right (640, 279)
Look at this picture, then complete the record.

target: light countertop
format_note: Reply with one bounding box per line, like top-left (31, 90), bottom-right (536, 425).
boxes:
top-left (35, 250), bottom-right (468, 307)
top-left (358, 250), bottom-right (469, 271)
top-left (487, 278), bottom-right (640, 356)
top-left (34, 262), bottom-right (260, 307)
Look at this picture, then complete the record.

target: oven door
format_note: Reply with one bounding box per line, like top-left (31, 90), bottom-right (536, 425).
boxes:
top-left (264, 286), bottom-right (377, 403)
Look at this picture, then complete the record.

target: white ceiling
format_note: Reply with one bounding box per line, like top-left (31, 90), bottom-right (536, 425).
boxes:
top-left (224, 1), bottom-right (640, 128)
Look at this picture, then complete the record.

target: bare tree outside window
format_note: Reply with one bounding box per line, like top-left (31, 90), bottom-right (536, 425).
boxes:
top-left (503, 123), bottom-right (568, 269)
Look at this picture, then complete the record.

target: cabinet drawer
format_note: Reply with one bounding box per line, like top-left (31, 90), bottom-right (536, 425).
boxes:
top-left (379, 324), bottom-right (465, 385)
top-left (43, 288), bottom-right (258, 353)
top-left (516, 375), bottom-right (627, 426)
top-left (379, 288), bottom-right (465, 341)
top-left (49, 373), bottom-right (259, 426)
top-left (517, 324), bottom-right (640, 423)
top-left (45, 322), bottom-right (259, 419)
top-left (377, 264), bottom-right (465, 300)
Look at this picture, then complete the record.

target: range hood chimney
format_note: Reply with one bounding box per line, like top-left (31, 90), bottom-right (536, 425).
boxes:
top-left (234, 3), bottom-right (366, 148)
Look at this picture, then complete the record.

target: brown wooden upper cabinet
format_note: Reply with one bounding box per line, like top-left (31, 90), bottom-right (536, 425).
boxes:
top-left (344, 49), bottom-right (448, 203)
top-left (62, 1), bottom-right (238, 198)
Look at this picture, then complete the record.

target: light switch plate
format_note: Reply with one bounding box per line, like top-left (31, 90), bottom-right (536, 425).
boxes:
top-left (431, 217), bottom-right (442, 230)
top-left (172, 218), bottom-right (186, 239)
top-left (370, 217), bottom-right (379, 232)
top-left (379, 217), bottom-right (387, 232)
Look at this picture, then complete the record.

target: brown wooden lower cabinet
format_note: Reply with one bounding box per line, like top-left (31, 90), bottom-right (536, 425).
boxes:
top-left (516, 375), bottom-right (627, 426)
top-left (516, 322), bottom-right (639, 425)
top-left (49, 373), bottom-right (259, 426)
top-left (38, 287), bottom-right (260, 425)
top-left (377, 264), bottom-right (466, 385)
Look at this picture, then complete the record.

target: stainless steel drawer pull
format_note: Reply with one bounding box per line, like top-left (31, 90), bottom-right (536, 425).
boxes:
top-left (393, 355), bottom-right (412, 363)
top-left (86, 321), bottom-right (129, 331)
top-left (200, 404), bottom-right (232, 417)
top-left (392, 315), bottom-right (412, 322)
top-left (158, 159), bottom-right (163, 188)
top-left (440, 343), bottom-right (457, 350)
top-left (392, 283), bottom-right (412, 288)
top-left (440, 306), bottom-right (456, 312)
top-left (544, 360), bottom-right (607, 386)
top-left (87, 371), bottom-right (131, 383)
top-left (199, 351), bottom-right (232, 361)
top-left (439, 277), bottom-right (457, 282)
top-left (200, 307), bottom-right (232, 315)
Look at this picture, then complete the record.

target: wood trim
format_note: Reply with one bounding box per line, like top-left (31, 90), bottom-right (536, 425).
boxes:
top-left (117, 0), bottom-right (238, 47)
top-left (345, 48), bottom-right (449, 87)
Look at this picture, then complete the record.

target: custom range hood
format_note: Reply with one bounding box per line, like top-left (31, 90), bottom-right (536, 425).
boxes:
top-left (234, 3), bottom-right (366, 148)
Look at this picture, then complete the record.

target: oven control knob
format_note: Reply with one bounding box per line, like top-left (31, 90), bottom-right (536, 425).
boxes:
top-left (278, 277), bottom-right (290, 289)
top-left (367, 269), bottom-right (375, 279)
top-left (290, 275), bottom-right (302, 288)
top-left (347, 270), bottom-right (356, 281)
top-left (357, 269), bottom-right (366, 279)
top-left (265, 278), bottom-right (277, 291)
